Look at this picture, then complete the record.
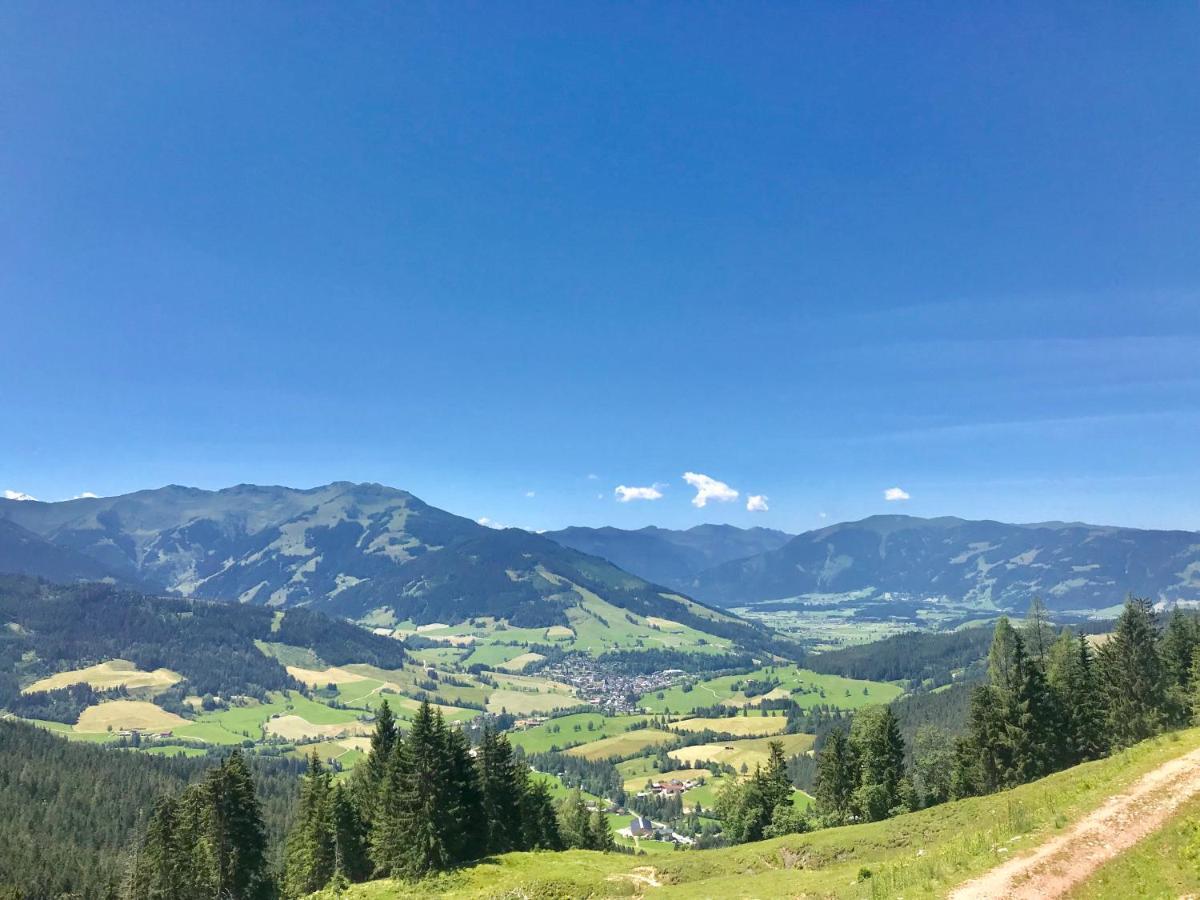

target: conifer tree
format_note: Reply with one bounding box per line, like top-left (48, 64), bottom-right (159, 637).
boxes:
top-left (476, 727), bottom-right (524, 854)
top-left (849, 706), bottom-right (906, 821)
top-left (1046, 630), bottom-right (1105, 764)
top-left (368, 731), bottom-right (409, 877)
top-left (760, 740), bottom-right (795, 816)
top-left (330, 783), bottom-right (369, 883)
top-left (587, 808), bottom-right (615, 851)
top-left (1097, 597), bottom-right (1165, 747)
top-left (1022, 598), bottom-right (1055, 669)
top-left (441, 719), bottom-right (485, 864)
top-left (392, 700), bottom-right (451, 878)
top-left (353, 699), bottom-right (398, 817)
top-left (283, 751), bottom-right (335, 898)
top-left (1190, 646), bottom-right (1200, 725)
top-left (519, 777), bottom-right (563, 851)
top-left (912, 726), bottom-right (955, 807)
top-left (130, 796), bottom-right (183, 899)
top-left (1160, 609), bottom-right (1200, 725)
top-left (813, 727), bottom-right (856, 825)
top-left (557, 789), bottom-right (594, 849)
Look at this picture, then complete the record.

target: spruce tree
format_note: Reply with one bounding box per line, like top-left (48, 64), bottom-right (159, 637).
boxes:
top-left (1097, 596), bottom-right (1165, 747)
top-left (330, 783), bottom-right (370, 883)
top-left (131, 796), bottom-right (183, 899)
top-left (368, 731), bottom-right (409, 877)
top-left (912, 726), bottom-right (955, 807)
top-left (556, 789), bottom-right (593, 850)
top-left (353, 699), bottom-right (398, 818)
top-left (1022, 597), bottom-right (1055, 669)
top-left (587, 808), bottom-right (615, 851)
top-left (1190, 646), bottom-right (1200, 725)
top-left (283, 751), bottom-right (335, 898)
top-left (1046, 630), bottom-right (1105, 764)
top-left (849, 706), bottom-right (906, 821)
top-left (520, 777), bottom-right (563, 851)
top-left (761, 740), bottom-right (794, 817)
top-left (393, 700), bottom-right (452, 878)
top-left (1160, 609), bottom-right (1200, 725)
top-left (440, 720), bottom-right (485, 864)
top-left (476, 727), bottom-right (524, 854)
top-left (813, 727), bottom-right (856, 825)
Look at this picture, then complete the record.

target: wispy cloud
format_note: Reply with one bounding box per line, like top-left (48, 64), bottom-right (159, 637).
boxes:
top-left (884, 487), bottom-right (910, 501)
top-left (524, 490), bottom-right (536, 498)
top-left (73, 492), bottom-right (99, 500)
top-left (476, 516), bottom-right (510, 529)
top-left (586, 473), bottom-right (599, 480)
top-left (615, 485), bottom-right (663, 502)
top-left (746, 494), bottom-right (769, 512)
top-left (683, 472), bottom-right (738, 508)
top-left (3, 489), bottom-right (37, 501)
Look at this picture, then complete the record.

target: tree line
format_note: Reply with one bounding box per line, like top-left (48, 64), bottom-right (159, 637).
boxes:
top-left (812, 598), bottom-right (1200, 827)
top-left (127, 698), bottom-right (624, 898)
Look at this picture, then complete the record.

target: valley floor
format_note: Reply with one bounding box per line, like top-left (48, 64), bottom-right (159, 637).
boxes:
top-left (312, 728), bottom-right (1200, 899)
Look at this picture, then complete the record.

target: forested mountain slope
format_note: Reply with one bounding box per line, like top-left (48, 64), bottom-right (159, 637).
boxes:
top-left (0, 484), bottom-right (779, 655)
top-left (0, 575), bottom-right (408, 717)
top-left (545, 523), bottom-right (793, 593)
top-left (692, 514), bottom-right (1200, 610)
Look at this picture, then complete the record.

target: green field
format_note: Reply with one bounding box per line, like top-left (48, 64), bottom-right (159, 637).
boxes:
top-left (565, 728), bottom-right (680, 762)
top-left (320, 727), bottom-right (1200, 899)
top-left (508, 714), bottom-right (652, 754)
top-left (639, 664), bottom-right (902, 714)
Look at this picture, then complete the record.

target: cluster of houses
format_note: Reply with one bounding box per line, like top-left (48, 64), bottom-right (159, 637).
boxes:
top-left (636, 776), bottom-right (703, 800)
top-left (623, 815), bottom-right (695, 846)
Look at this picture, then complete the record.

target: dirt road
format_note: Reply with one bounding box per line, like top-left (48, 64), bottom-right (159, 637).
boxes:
top-left (949, 743), bottom-right (1200, 899)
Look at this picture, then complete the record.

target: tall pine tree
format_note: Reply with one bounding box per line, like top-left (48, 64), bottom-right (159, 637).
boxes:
top-left (1097, 597), bottom-right (1165, 747)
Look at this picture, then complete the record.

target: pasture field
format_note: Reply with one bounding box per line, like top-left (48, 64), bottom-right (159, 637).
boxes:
top-left (618, 760), bottom-right (703, 794)
top-left (672, 714), bottom-right (788, 736)
top-left (508, 713), bottom-right (651, 754)
top-left (639, 664), bottom-right (901, 714)
top-left (285, 665), bottom-right (368, 687)
top-left (565, 728), bottom-right (679, 762)
top-left (668, 732), bottom-right (815, 770)
top-left (22, 659), bottom-right (182, 695)
top-left (461, 643), bottom-right (528, 668)
top-left (496, 651), bottom-right (544, 672)
top-left (74, 700), bottom-right (189, 733)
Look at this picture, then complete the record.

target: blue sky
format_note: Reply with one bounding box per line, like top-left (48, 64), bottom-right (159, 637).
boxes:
top-left (2, 4), bottom-right (1198, 532)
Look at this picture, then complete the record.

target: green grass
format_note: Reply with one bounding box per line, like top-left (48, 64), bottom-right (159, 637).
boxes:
top-left (565, 728), bottom-right (679, 762)
top-left (639, 664), bottom-right (902, 715)
top-left (314, 728), bottom-right (1200, 899)
top-left (507, 714), bottom-right (651, 755)
top-left (1068, 790), bottom-right (1200, 899)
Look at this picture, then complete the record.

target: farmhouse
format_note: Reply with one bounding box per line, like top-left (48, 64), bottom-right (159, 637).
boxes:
top-left (629, 816), bottom-right (654, 837)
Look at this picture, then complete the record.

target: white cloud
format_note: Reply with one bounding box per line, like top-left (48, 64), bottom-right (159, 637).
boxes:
top-left (524, 490), bottom-right (536, 498)
top-left (586, 473), bottom-right (599, 480)
top-left (476, 516), bottom-right (510, 529)
top-left (682, 472), bottom-right (738, 508)
top-left (746, 494), bottom-right (769, 512)
top-left (73, 492), bottom-right (99, 499)
top-left (819, 511), bottom-right (828, 519)
top-left (884, 487), bottom-right (911, 501)
top-left (3, 489), bottom-right (37, 502)
top-left (615, 484), bottom-right (663, 502)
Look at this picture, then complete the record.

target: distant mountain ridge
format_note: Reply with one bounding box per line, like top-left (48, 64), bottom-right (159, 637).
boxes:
top-left (544, 523), bottom-right (794, 593)
top-left (689, 514), bottom-right (1200, 610)
top-left (0, 483), bottom-right (777, 653)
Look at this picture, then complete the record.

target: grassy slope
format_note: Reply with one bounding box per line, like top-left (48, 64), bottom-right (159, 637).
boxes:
top-left (639, 664), bottom-right (901, 715)
top-left (1068, 790), bottom-right (1200, 899)
top-left (314, 728), bottom-right (1200, 899)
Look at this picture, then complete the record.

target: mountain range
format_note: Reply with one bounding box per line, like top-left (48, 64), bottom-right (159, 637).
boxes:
top-left (0, 483), bottom-right (775, 652)
top-left (543, 523), bottom-right (793, 594)
top-left (688, 514), bottom-right (1200, 611)
top-left (3, 485), bottom-right (1198, 625)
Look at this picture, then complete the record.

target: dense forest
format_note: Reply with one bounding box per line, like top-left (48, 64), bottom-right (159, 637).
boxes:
top-left (0, 576), bottom-right (406, 713)
top-left (0, 721), bottom-right (303, 899)
top-left (806, 625), bottom-right (995, 686)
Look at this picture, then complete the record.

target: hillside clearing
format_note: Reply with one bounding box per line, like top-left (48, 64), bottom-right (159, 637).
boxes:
top-left (668, 733), bottom-right (814, 770)
top-left (672, 715), bottom-right (788, 736)
top-left (23, 660), bottom-right (182, 695)
top-left (75, 701), bottom-right (189, 733)
top-left (565, 728), bottom-right (678, 762)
